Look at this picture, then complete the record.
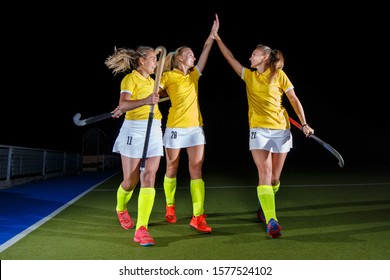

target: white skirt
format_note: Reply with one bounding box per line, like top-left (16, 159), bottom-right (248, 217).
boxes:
top-left (163, 127), bottom-right (206, 149)
top-left (112, 119), bottom-right (163, 158)
top-left (249, 128), bottom-right (292, 153)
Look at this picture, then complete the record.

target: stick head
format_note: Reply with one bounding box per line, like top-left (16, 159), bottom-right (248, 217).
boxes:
top-left (338, 156), bottom-right (345, 168)
top-left (73, 113), bottom-right (86, 126)
top-left (154, 46), bottom-right (167, 56)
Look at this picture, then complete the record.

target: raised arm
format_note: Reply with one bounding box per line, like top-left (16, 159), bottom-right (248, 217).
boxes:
top-left (196, 15), bottom-right (219, 72)
top-left (213, 14), bottom-right (243, 76)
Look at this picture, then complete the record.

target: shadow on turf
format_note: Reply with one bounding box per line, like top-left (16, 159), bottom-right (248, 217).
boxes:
top-left (274, 200), bottom-right (390, 243)
top-left (4, 197), bottom-right (389, 255)
top-left (147, 210), bottom-right (273, 245)
top-left (149, 198), bottom-right (390, 246)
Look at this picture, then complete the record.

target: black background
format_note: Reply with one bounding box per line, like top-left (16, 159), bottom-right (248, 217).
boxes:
top-left (2, 1), bottom-right (388, 173)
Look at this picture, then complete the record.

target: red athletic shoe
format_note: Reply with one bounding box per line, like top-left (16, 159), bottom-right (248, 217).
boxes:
top-left (257, 207), bottom-right (266, 223)
top-left (165, 204), bottom-right (177, 223)
top-left (190, 214), bottom-right (212, 233)
top-left (116, 209), bottom-right (134, 230)
top-left (134, 226), bottom-right (155, 246)
top-left (267, 218), bottom-right (282, 238)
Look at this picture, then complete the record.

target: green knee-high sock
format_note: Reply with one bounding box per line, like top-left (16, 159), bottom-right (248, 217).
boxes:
top-left (164, 175), bottom-right (177, 206)
top-left (257, 185), bottom-right (277, 223)
top-left (136, 187), bottom-right (156, 230)
top-left (116, 185), bottom-right (134, 212)
top-left (272, 181), bottom-right (280, 194)
top-left (190, 179), bottom-right (205, 216)
top-left (257, 181), bottom-right (279, 207)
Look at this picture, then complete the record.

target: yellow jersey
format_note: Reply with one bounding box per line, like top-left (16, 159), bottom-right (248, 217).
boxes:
top-left (160, 67), bottom-right (203, 128)
top-left (121, 70), bottom-right (162, 121)
top-left (242, 67), bottom-right (293, 129)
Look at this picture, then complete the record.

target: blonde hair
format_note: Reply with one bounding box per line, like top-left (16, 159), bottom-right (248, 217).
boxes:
top-left (256, 44), bottom-right (284, 83)
top-left (163, 46), bottom-right (191, 72)
top-left (105, 46), bottom-right (154, 75)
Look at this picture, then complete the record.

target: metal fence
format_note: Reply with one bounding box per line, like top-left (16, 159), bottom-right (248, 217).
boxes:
top-left (0, 145), bottom-right (82, 189)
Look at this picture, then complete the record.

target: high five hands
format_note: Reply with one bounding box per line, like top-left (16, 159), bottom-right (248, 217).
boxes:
top-left (211, 14), bottom-right (220, 40)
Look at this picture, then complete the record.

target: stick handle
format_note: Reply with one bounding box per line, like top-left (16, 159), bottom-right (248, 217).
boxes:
top-left (140, 46), bottom-right (167, 171)
top-left (152, 46), bottom-right (166, 94)
top-left (288, 117), bottom-right (303, 131)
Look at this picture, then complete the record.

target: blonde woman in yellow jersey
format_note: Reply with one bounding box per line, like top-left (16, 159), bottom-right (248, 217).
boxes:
top-left (157, 16), bottom-right (218, 233)
top-left (212, 15), bottom-right (314, 238)
top-left (105, 46), bottom-right (163, 246)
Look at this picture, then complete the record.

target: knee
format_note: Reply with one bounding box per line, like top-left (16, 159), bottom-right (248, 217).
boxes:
top-left (189, 165), bottom-right (202, 178)
top-left (166, 165), bottom-right (178, 177)
top-left (271, 178), bottom-right (279, 186)
top-left (141, 171), bottom-right (156, 187)
top-left (122, 176), bottom-right (138, 191)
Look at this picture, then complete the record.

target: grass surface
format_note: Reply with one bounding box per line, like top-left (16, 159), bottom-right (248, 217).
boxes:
top-left (1, 166), bottom-right (389, 260)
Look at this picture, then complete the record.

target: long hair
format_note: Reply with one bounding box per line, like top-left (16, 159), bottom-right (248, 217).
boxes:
top-left (256, 44), bottom-right (284, 83)
top-left (163, 46), bottom-right (191, 72)
top-left (105, 46), bottom-right (154, 75)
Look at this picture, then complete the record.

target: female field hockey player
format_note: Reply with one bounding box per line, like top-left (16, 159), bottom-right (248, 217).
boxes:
top-left (106, 46), bottom-right (164, 246)
top-left (212, 15), bottom-right (314, 238)
top-left (157, 15), bottom-right (219, 233)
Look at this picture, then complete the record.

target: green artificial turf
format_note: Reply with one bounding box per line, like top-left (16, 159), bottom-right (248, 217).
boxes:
top-left (1, 166), bottom-right (389, 260)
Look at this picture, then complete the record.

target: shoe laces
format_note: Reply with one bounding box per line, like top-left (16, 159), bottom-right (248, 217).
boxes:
top-left (166, 205), bottom-right (175, 216)
top-left (137, 226), bottom-right (152, 238)
top-left (267, 219), bottom-right (279, 232)
top-left (119, 212), bottom-right (130, 223)
top-left (197, 214), bottom-right (208, 225)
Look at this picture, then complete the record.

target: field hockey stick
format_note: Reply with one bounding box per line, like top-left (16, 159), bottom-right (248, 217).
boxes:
top-left (289, 117), bottom-right (345, 168)
top-left (140, 46), bottom-right (167, 172)
top-left (73, 97), bottom-right (169, 126)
